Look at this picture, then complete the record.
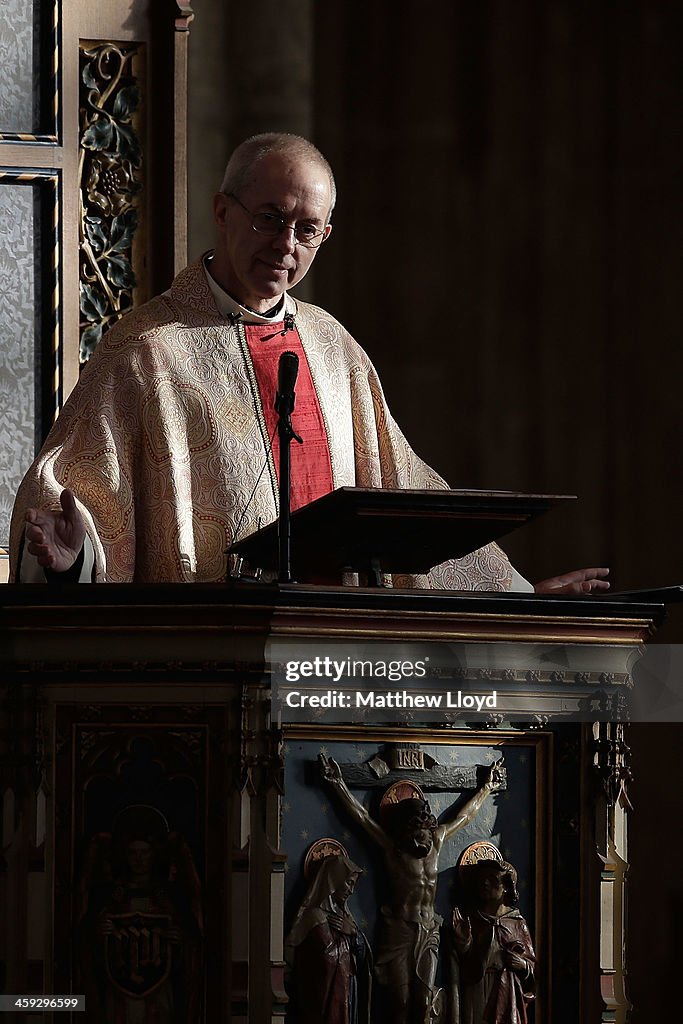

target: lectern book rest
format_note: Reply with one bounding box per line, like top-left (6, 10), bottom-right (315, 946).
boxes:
top-left (229, 487), bottom-right (575, 579)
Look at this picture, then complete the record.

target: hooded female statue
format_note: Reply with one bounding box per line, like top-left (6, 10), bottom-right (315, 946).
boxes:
top-left (285, 854), bottom-right (372, 1024)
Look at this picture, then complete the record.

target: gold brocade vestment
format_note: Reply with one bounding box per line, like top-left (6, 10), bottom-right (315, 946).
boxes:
top-left (10, 259), bottom-right (512, 588)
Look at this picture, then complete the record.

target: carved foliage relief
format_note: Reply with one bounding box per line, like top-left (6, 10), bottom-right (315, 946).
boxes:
top-left (78, 41), bottom-right (144, 363)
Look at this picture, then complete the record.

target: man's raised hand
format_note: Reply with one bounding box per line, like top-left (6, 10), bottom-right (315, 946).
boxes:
top-left (24, 488), bottom-right (86, 572)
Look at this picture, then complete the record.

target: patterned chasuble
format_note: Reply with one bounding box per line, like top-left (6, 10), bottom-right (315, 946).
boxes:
top-left (243, 323), bottom-right (333, 512)
top-left (9, 258), bottom-right (513, 588)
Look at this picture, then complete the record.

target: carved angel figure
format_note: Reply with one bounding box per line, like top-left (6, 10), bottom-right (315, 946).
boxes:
top-left (76, 805), bottom-right (203, 1024)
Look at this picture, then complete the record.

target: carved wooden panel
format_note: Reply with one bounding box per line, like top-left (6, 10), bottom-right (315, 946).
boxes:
top-left (54, 703), bottom-right (229, 1023)
top-left (78, 40), bottom-right (147, 362)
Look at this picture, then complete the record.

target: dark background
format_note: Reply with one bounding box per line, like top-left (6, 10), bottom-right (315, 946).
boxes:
top-left (190, 0), bottom-right (682, 599)
top-left (186, 2), bottom-right (682, 1017)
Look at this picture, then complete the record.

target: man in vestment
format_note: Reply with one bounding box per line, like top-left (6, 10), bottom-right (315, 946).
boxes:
top-left (9, 133), bottom-right (609, 593)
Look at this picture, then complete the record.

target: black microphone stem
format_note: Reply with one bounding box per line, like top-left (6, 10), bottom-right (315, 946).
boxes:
top-left (275, 351), bottom-right (302, 583)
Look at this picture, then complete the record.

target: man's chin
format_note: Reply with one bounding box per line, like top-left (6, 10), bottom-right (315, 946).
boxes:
top-left (251, 279), bottom-right (290, 305)
top-left (255, 262), bottom-right (295, 289)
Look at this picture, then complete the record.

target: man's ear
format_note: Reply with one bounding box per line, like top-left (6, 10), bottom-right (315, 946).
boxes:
top-left (213, 192), bottom-right (230, 228)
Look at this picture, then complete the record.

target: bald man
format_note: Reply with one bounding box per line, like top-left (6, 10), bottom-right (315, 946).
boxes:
top-left (10, 133), bottom-right (608, 594)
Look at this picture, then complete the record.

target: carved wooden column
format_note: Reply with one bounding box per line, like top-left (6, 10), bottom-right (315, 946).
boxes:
top-left (592, 721), bottom-right (633, 1023)
top-left (240, 682), bottom-right (287, 1022)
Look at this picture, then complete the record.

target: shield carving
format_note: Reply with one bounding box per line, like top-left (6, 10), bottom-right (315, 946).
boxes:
top-left (104, 911), bottom-right (173, 998)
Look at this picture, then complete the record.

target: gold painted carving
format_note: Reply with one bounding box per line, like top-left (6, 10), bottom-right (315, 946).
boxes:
top-left (78, 41), bottom-right (144, 362)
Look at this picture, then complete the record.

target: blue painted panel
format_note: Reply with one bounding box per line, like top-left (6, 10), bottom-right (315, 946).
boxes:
top-left (283, 737), bottom-right (536, 945)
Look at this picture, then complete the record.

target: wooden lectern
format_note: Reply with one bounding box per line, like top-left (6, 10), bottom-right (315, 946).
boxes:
top-left (0, 581), bottom-right (662, 1024)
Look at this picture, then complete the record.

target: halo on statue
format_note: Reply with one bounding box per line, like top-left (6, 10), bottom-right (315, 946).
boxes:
top-left (457, 841), bottom-right (520, 901)
top-left (303, 837), bottom-right (349, 879)
top-left (457, 840), bottom-right (503, 879)
top-left (112, 804), bottom-right (170, 846)
top-left (378, 779), bottom-right (426, 819)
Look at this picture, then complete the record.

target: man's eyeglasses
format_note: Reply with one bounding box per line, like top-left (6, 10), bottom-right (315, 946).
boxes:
top-left (226, 193), bottom-right (328, 248)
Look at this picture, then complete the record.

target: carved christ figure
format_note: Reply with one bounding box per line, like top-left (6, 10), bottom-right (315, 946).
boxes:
top-left (320, 755), bottom-right (504, 1024)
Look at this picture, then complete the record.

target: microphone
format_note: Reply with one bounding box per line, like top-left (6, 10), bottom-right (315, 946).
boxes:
top-left (228, 352), bottom-right (301, 582)
top-left (275, 350), bottom-right (299, 417)
top-left (275, 350), bottom-right (301, 583)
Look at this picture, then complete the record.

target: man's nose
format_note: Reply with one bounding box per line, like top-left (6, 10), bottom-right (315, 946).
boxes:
top-left (272, 224), bottom-right (297, 254)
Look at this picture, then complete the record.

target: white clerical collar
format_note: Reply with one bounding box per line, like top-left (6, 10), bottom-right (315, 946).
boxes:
top-left (202, 251), bottom-right (295, 324)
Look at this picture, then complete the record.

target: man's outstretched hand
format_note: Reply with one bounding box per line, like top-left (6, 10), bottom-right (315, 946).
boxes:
top-left (534, 567), bottom-right (610, 596)
top-left (24, 488), bottom-right (86, 573)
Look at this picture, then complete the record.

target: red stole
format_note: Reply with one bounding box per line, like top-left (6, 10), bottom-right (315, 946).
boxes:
top-left (244, 323), bottom-right (334, 512)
